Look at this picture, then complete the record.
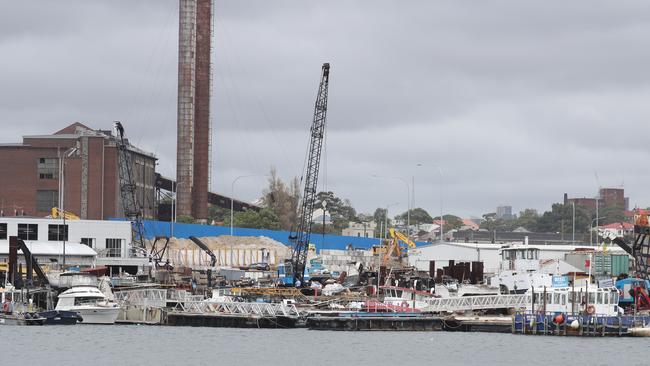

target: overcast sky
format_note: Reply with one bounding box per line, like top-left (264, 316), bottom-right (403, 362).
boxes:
top-left (2, 0), bottom-right (650, 219)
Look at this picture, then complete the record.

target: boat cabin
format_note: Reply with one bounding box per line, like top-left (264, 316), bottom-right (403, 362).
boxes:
top-left (499, 245), bottom-right (541, 272)
top-left (527, 286), bottom-right (622, 316)
top-left (381, 286), bottom-right (435, 310)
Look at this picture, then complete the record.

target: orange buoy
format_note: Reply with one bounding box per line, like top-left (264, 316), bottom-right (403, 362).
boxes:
top-left (554, 313), bottom-right (565, 324)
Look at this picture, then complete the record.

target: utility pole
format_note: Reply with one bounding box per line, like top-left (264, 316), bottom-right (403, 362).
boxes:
top-left (572, 202), bottom-right (575, 243)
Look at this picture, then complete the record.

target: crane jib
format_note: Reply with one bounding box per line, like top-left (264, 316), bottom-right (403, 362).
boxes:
top-left (288, 63), bottom-right (330, 286)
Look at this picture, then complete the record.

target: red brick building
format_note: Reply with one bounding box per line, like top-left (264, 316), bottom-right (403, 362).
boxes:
top-left (0, 123), bottom-right (157, 220)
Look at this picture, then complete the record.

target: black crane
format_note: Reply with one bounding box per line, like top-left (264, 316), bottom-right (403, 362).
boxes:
top-left (612, 215), bottom-right (650, 279)
top-left (286, 63), bottom-right (330, 286)
top-left (189, 236), bottom-right (217, 287)
top-left (114, 121), bottom-right (146, 253)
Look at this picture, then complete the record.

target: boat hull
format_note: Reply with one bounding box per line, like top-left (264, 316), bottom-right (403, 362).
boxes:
top-left (38, 310), bottom-right (83, 325)
top-left (63, 307), bottom-right (120, 324)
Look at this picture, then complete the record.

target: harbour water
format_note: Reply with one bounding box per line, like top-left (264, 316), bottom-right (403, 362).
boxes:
top-left (4, 326), bottom-right (647, 366)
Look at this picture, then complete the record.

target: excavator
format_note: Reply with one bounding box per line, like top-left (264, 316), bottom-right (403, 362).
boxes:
top-left (611, 210), bottom-right (650, 311)
top-left (381, 228), bottom-right (416, 266)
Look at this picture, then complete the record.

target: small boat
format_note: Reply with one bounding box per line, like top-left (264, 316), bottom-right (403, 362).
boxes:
top-left (37, 310), bottom-right (83, 325)
top-left (381, 286), bottom-right (438, 311)
top-left (527, 284), bottom-right (623, 316)
top-left (0, 312), bottom-right (46, 326)
top-left (55, 286), bottom-right (120, 324)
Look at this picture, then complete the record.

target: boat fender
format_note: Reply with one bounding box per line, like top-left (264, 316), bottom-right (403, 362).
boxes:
top-left (570, 320), bottom-right (580, 329)
top-left (2, 302), bottom-right (8, 313)
top-left (586, 305), bottom-right (595, 315)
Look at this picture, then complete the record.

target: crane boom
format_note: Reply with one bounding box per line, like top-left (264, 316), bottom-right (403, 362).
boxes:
top-left (114, 121), bottom-right (146, 253)
top-left (288, 63), bottom-right (330, 285)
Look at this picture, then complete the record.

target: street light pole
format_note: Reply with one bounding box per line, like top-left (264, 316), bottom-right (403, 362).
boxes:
top-left (415, 164), bottom-right (444, 243)
top-left (60, 147), bottom-right (77, 269)
top-left (371, 175), bottom-right (410, 235)
top-left (590, 216), bottom-right (606, 246)
top-left (572, 202), bottom-right (575, 243)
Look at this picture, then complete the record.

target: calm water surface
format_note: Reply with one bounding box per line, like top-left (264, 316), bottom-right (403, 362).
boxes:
top-left (3, 326), bottom-right (647, 366)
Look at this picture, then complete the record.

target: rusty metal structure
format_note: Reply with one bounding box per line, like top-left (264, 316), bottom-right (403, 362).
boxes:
top-left (176, 0), bottom-right (212, 222)
top-left (613, 211), bottom-right (650, 279)
top-left (114, 122), bottom-right (146, 252)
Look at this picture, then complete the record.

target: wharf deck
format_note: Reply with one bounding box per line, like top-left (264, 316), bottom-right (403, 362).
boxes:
top-left (307, 313), bottom-right (442, 331)
top-left (442, 315), bottom-right (512, 333)
top-left (165, 312), bottom-right (299, 328)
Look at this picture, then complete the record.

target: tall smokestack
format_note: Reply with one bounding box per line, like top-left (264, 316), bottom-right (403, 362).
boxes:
top-left (176, 0), bottom-right (211, 222)
top-left (193, 0), bottom-right (211, 222)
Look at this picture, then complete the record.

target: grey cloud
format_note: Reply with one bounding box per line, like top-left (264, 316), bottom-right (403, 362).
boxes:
top-left (3, 0), bottom-right (650, 219)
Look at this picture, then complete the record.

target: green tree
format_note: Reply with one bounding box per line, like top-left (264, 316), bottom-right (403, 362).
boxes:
top-left (434, 214), bottom-right (463, 232)
top-left (535, 203), bottom-right (591, 236)
top-left (226, 208), bottom-right (281, 230)
top-left (314, 191), bottom-right (357, 233)
top-left (396, 207), bottom-right (434, 226)
top-left (515, 209), bottom-right (539, 231)
top-left (373, 208), bottom-right (391, 237)
top-left (176, 215), bottom-right (195, 224)
top-left (260, 167), bottom-right (300, 231)
top-left (600, 205), bottom-right (626, 225)
top-left (208, 205), bottom-right (229, 224)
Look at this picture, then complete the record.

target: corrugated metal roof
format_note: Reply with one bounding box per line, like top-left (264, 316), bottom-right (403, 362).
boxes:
top-left (0, 241), bottom-right (97, 256)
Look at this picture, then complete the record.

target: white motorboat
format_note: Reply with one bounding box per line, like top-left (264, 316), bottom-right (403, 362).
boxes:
top-left (55, 286), bottom-right (120, 324)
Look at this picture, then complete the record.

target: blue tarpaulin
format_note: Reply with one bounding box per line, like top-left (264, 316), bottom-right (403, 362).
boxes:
top-left (138, 220), bottom-right (427, 251)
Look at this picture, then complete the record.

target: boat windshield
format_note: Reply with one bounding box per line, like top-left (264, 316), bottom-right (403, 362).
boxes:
top-left (74, 297), bottom-right (101, 306)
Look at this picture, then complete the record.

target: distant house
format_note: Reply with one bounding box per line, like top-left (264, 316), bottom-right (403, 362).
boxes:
top-left (460, 218), bottom-right (479, 231)
top-left (311, 208), bottom-right (332, 225)
top-left (342, 221), bottom-right (377, 238)
top-left (597, 222), bottom-right (634, 239)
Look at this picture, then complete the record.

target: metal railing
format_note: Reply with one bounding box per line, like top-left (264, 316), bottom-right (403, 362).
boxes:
top-left (422, 294), bottom-right (530, 312)
top-left (173, 300), bottom-right (300, 317)
top-left (114, 288), bottom-right (167, 308)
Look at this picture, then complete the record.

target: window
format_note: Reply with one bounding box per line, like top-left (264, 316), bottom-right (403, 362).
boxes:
top-left (80, 238), bottom-right (95, 248)
top-left (37, 157), bottom-right (58, 179)
top-left (74, 297), bottom-right (98, 306)
top-left (36, 190), bottom-right (58, 212)
top-left (597, 292), bottom-right (603, 304)
top-left (48, 224), bottom-right (68, 241)
top-left (106, 238), bottom-right (122, 257)
top-left (0, 223), bottom-right (6, 240)
top-left (17, 224), bottom-right (38, 240)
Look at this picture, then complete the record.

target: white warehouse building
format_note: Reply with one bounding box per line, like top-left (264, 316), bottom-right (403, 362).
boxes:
top-left (0, 217), bottom-right (147, 272)
top-left (408, 241), bottom-right (626, 275)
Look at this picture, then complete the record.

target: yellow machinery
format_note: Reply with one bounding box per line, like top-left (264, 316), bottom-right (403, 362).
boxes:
top-left (50, 207), bottom-right (80, 220)
top-left (381, 228), bottom-right (416, 265)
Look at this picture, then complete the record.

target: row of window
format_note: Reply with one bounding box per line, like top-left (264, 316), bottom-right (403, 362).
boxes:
top-left (4, 223), bottom-right (67, 241)
top-left (0, 223), bottom-right (122, 257)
